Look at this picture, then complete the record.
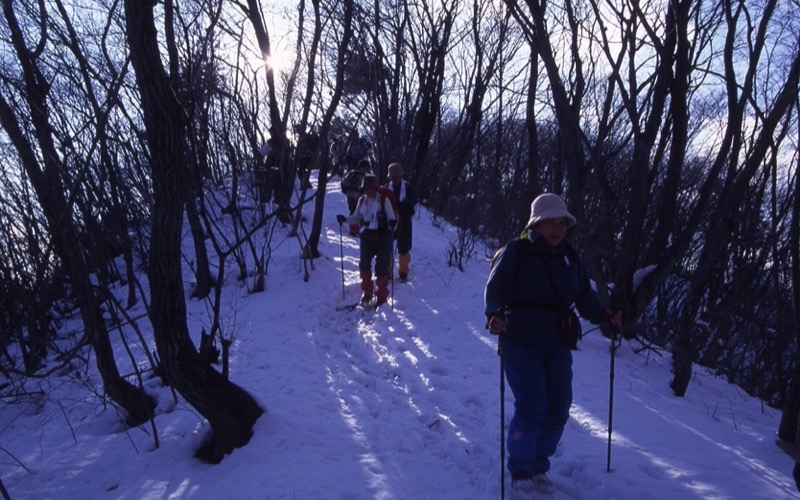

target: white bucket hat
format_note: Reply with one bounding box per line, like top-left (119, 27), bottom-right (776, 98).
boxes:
top-left (387, 162), bottom-right (404, 176)
top-left (527, 193), bottom-right (576, 228)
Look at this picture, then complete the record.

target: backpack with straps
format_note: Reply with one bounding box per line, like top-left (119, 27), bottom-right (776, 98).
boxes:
top-left (491, 233), bottom-right (583, 349)
top-left (359, 187), bottom-right (398, 240)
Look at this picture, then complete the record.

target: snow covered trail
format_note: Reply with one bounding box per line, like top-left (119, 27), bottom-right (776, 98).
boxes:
top-left (1, 178), bottom-right (796, 500)
top-left (301, 215), bottom-right (504, 498)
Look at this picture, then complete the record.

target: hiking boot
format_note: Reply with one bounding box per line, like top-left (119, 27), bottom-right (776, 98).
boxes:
top-left (375, 296), bottom-right (388, 307)
top-left (360, 292), bottom-right (373, 304)
top-left (398, 272), bottom-right (408, 283)
top-left (531, 473), bottom-right (554, 493)
top-left (511, 472), bottom-right (555, 497)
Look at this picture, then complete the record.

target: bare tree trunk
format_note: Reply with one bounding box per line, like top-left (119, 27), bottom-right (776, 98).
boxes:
top-left (504, 0), bottom-right (590, 242)
top-left (244, 0), bottom-right (285, 135)
top-left (369, 0), bottom-right (406, 169)
top-left (185, 189), bottom-right (214, 298)
top-left (124, 0), bottom-right (263, 463)
top-left (305, 0), bottom-right (354, 257)
top-left (525, 50), bottom-right (542, 203)
top-left (779, 106), bottom-right (800, 444)
top-left (182, 105), bottom-right (214, 299)
top-left (407, 5), bottom-right (454, 200)
top-left (672, 16), bottom-right (800, 394)
top-left (431, 1), bottom-right (510, 214)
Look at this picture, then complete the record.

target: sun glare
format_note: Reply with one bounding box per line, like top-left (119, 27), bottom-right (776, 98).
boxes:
top-left (264, 46), bottom-right (293, 75)
top-left (265, 53), bottom-right (285, 73)
top-left (247, 48), bottom-right (291, 75)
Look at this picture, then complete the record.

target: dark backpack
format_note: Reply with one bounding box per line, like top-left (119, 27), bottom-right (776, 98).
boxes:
top-left (340, 170), bottom-right (361, 198)
top-left (490, 230), bottom-right (529, 270)
top-left (491, 234), bottom-right (583, 349)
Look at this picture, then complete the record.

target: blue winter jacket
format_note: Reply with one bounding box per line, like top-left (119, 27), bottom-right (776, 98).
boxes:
top-left (484, 233), bottom-right (605, 349)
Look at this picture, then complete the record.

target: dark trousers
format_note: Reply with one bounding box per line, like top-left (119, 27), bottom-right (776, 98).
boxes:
top-left (347, 196), bottom-right (359, 214)
top-left (395, 217), bottom-right (413, 254)
top-left (359, 231), bottom-right (393, 300)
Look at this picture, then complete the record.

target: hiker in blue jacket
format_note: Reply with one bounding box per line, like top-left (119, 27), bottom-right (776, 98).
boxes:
top-left (484, 193), bottom-right (622, 497)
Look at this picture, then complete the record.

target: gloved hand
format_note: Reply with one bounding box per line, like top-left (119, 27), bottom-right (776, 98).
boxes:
top-left (600, 306), bottom-right (623, 327)
top-left (486, 313), bottom-right (507, 335)
top-left (336, 214), bottom-right (347, 224)
top-left (388, 219), bottom-right (397, 230)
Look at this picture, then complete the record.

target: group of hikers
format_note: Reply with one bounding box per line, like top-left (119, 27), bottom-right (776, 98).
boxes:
top-left (337, 160), bottom-right (418, 307)
top-left (334, 153), bottom-right (800, 497)
top-left (330, 131), bottom-right (372, 177)
top-left (337, 155), bottom-right (624, 498)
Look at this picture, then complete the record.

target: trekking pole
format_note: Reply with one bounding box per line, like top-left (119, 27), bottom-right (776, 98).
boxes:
top-left (607, 327), bottom-right (620, 472)
top-left (499, 333), bottom-right (506, 499)
top-left (389, 236), bottom-right (396, 311)
top-left (337, 219), bottom-right (346, 299)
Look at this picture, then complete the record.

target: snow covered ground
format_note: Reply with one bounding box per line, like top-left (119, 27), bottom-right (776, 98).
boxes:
top-left (1, 178), bottom-right (797, 499)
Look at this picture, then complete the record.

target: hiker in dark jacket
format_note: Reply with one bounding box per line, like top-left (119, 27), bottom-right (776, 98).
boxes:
top-left (341, 159), bottom-right (371, 214)
top-left (343, 131), bottom-right (370, 171)
top-left (385, 162), bottom-right (417, 282)
top-left (484, 193), bottom-right (622, 497)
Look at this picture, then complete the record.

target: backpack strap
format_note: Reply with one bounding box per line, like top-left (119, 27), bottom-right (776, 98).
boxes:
top-left (540, 255), bottom-right (569, 313)
top-left (505, 236), bottom-right (579, 313)
top-left (504, 237), bottom-right (559, 311)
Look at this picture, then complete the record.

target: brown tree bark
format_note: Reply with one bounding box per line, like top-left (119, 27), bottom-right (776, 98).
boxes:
top-left (124, 0), bottom-right (263, 462)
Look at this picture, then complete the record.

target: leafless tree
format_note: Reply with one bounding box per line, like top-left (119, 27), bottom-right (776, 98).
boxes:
top-left (0, 0), bottom-right (156, 425)
top-left (500, 0), bottom-right (800, 399)
top-left (1, 0), bottom-right (798, 463)
top-left (124, 0), bottom-right (263, 462)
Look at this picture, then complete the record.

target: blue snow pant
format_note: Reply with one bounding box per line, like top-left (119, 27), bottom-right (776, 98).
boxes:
top-left (502, 337), bottom-right (573, 477)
